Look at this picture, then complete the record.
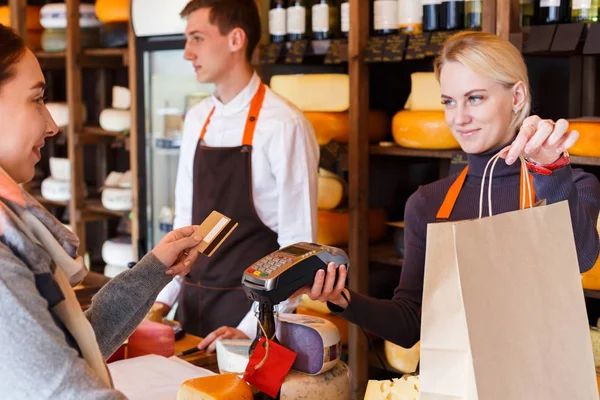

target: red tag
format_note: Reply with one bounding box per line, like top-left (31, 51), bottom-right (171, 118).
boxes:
top-left (243, 337), bottom-right (297, 398)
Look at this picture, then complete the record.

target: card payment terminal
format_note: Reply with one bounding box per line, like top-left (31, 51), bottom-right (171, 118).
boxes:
top-left (241, 242), bottom-right (350, 305)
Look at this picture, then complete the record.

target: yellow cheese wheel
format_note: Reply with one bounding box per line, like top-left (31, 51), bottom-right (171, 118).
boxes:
top-left (296, 305), bottom-right (348, 346)
top-left (567, 119), bottom-right (600, 157)
top-left (96, 0), bottom-right (130, 23)
top-left (392, 110), bottom-right (460, 150)
top-left (317, 208), bottom-right (388, 246)
top-left (318, 169), bottom-right (346, 210)
top-left (305, 110), bottom-right (390, 145)
top-left (0, 6), bottom-right (43, 31)
top-left (384, 340), bottom-right (420, 374)
top-left (177, 373), bottom-right (253, 400)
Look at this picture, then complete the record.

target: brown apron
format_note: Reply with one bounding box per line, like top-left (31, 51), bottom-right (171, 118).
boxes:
top-left (176, 83), bottom-right (280, 337)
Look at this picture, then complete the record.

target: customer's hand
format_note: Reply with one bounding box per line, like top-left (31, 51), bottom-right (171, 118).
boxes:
top-left (292, 262), bottom-right (350, 310)
top-left (198, 326), bottom-right (249, 353)
top-left (151, 226), bottom-right (202, 276)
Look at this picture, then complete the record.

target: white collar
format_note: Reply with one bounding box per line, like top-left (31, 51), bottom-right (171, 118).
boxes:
top-left (212, 71), bottom-right (261, 116)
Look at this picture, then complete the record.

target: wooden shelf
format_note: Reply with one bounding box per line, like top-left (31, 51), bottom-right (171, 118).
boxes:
top-left (585, 290), bottom-right (600, 300)
top-left (84, 199), bottom-right (129, 219)
top-left (32, 192), bottom-right (68, 207)
top-left (34, 47), bottom-right (128, 69)
top-left (370, 241), bottom-right (403, 267)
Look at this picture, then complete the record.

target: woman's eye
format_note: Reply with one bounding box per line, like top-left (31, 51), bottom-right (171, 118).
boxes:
top-left (441, 99), bottom-right (455, 106)
top-left (468, 95), bottom-right (483, 104)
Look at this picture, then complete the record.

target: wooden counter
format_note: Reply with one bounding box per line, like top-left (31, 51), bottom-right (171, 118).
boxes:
top-left (174, 334), bottom-right (219, 373)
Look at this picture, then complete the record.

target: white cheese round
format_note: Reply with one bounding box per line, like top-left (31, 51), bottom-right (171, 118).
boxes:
top-left (112, 86), bottom-right (131, 110)
top-left (99, 108), bottom-right (131, 132)
top-left (40, 3), bottom-right (101, 30)
top-left (41, 177), bottom-right (70, 202)
top-left (49, 157), bottom-right (70, 181)
top-left (101, 187), bottom-right (132, 211)
top-left (101, 236), bottom-right (133, 267)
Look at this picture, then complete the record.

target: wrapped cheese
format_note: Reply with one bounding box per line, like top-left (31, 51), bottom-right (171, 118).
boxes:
top-left (177, 373), bottom-right (253, 400)
top-left (364, 374), bottom-right (420, 400)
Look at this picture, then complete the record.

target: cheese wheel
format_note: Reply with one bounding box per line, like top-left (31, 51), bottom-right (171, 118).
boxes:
top-left (41, 177), bottom-right (70, 202)
top-left (96, 0), bottom-right (130, 23)
top-left (46, 102), bottom-right (88, 128)
top-left (295, 306), bottom-right (349, 346)
top-left (112, 86), bottom-right (131, 110)
top-left (404, 72), bottom-right (444, 111)
top-left (0, 6), bottom-right (43, 31)
top-left (49, 157), bottom-right (70, 181)
top-left (127, 320), bottom-right (175, 359)
top-left (364, 374), bottom-right (420, 400)
top-left (281, 360), bottom-right (351, 400)
top-left (103, 264), bottom-right (128, 278)
top-left (100, 108), bottom-right (131, 132)
top-left (318, 169), bottom-right (346, 210)
top-left (101, 236), bottom-right (133, 267)
top-left (270, 74), bottom-right (350, 112)
top-left (317, 208), bottom-right (388, 246)
top-left (384, 340), bottom-right (420, 374)
top-left (177, 373), bottom-right (253, 400)
top-left (101, 187), bottom-right (132, 211)
top-left (392, 110), bottom-right (460, 150)
top-left (567, 118), bottom-right (600, 157)
top-left (276, 313), bottom-right (342, 375)
top-left (216, 339), bottom-right (251, 376)
top-left (40, 3), bottom-right (101, 29)
top-left (305, 110), bottom-right (390, 145)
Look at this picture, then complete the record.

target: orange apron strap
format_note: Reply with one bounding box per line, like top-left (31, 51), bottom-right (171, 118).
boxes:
top-left (520, 171), bottom-right (536, 209)
top-left (199, 107), bottom-right (216, 142)
top-left (242, 83), bottom-right (267, 147)
top-left (436, 166), bottom-right (469, 220)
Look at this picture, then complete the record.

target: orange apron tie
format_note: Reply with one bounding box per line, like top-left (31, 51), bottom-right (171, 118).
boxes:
top-left (436, 165), bottom-right (536, 220)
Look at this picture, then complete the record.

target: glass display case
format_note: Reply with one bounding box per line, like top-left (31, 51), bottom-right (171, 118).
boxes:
top-left (135, 36), bottom-right (215, 255)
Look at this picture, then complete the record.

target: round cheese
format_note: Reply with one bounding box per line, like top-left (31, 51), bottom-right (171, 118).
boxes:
top-left (103, 264), bottom-right (128, 278)
top-left (96, 0), bottom-right (130, 23)
top-left (49, 157), bottom-right (70, 181)
top-left (365, 374), bottom-right (420, 400)
top-left (101, 187), bottom-right (132, 211)
top-left (317, 208), bottom-right (388, 246)
top-left (41, 177), bottom-right (70, 202)
top-left (276, 313), bottom-right (342, 375)
top-left (318, 169), bottom-right (346, 210)
top-left (384, 340), bottom-right (420, 374)
top-left (270, 74), bottom-right (350, 112)
top-left (305, 110), bottom-right (390, 145)
top-left (0, 6), bottom-right (43, 31)
top-left (566, 118), bottom-right (600, 157)
top-left (281, 360), bottom-right (351, 400)
top-left (295, 305), bottom-right (349, 346)
top-left (392, 110), bottom-right (460, 150)
top-left (46, 102), bottom-right (88, 128)
top-left (112, 86), bottom-right (131, 110)
top-left (177, 373), bottom-right (253, 400)
top-left (100, 108), bottom-right (131, 132)
top-left (40, 3), bottom-right (102, 30)
top-left (101, 236), bottom-right (133, 267)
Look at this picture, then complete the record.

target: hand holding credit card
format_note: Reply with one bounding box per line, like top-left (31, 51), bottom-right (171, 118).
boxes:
top-left (192, 210), bottom-right (238, 257)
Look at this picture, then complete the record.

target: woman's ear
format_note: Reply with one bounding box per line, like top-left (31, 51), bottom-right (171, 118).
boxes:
top-left (511, 81), bottom-right (527, 113)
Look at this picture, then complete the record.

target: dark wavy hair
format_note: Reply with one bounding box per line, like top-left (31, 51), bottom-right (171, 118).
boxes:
top-left (0, 25), bottom-right (26, 90)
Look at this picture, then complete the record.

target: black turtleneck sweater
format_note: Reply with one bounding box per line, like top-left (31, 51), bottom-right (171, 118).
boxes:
top-left (335, 147), bottom-right (600, 348)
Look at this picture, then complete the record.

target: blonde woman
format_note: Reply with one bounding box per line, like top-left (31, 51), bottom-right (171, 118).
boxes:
top-left (300, 31), bottom-right (600, 349)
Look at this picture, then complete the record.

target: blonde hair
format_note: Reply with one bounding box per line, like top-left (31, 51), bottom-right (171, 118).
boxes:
top-left (434, 31), bottom-right (531, 134)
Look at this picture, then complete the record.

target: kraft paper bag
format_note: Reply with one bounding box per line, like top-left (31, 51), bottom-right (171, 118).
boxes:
top-left (420, 153), bottom-right (598, 400)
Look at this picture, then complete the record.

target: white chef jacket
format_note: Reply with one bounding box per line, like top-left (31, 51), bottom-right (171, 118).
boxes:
top-left (155, 71), bottom-right (320, 339)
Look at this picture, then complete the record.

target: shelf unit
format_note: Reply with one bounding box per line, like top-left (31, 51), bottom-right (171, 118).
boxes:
top-left (8, 0), bottom-right (139, 267)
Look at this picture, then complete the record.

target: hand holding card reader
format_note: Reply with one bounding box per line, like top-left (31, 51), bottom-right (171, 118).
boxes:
top-left (241, 242), bottom-right (350, 305)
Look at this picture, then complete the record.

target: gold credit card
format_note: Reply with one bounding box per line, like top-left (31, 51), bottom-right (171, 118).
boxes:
top-left (193, 210), bottom-right (238, 257)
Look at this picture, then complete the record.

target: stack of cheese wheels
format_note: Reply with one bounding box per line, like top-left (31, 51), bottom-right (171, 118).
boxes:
top-left (101, 170), bottom-right (132, 211)
top-left (566, 117), bottom-right (600, 157)
top-left (96, 0), bottom-right (129, 47)
top-left (102, 235), bottom-right (133, 278)
top-left (100, 86), bottom-right (131, 132)
top-left (41, 157), bottom-right (71, 202)
top-left (297, 295), bottom-right (349, 345)
top-left (364, 374), bottom-right (420, 400)
top-left (269, 73), bottom-right (389, 145)
top-left (40, 3), bottom-right (101, 52)
top-left (581, 215), bottom-right (600, 290)
top-left (0, 6), bottom-right (43, 50)
top-left (384, 340), bottom-right (420, 374)
top-left (392, 72), bottom-right (460, 150)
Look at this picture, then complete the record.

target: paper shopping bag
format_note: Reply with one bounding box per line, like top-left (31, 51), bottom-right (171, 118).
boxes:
top-left (420, 199), bottom-right (598, 400)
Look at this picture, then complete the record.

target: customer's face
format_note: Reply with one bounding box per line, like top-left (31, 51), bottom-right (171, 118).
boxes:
top-left (0, 49), bottom-right (58, 184)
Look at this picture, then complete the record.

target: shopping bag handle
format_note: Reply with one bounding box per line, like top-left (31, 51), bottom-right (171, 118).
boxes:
top-left (478, 146), bottom-right (533, 219)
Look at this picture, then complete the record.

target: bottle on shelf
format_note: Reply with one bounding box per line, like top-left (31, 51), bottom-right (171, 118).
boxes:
top-left (269, 0), bottom-right (287, 43)
top-left (287, 0), bottom-right (308, 41)
top-left (398, 0), bottom-right (423, 34)
top-left (464, 0), bottom-right (482, 29)
top-left (312, 0), bottom-right (340, 40)
top-left (423, 0), bottom-right (442, 32)
top-left (341, 0), bottom-right (349, 38)
top-left (536, 0), bottom-right (570, 24)
top-left (249, 303), bottom-right (281, 400)
top-left (441, 0), bottom-right (464, 30)
top-left (571, 0), bottom-right (599, 23)
top-left (520, 0), bottom-right (535, 26)
top-left (373, 0), bottom-right (399, 35)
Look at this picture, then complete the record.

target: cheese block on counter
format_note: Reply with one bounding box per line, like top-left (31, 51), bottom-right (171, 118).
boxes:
top-left (305, 110), bottom-right (390, 145)
top-left (102, 236), bottom-right (133, 267)
top-left (41, 177), bottom-right (70, 202)
top-left (96, 0), bottom-right (130, 23)
top-left (276, 313), bottom-right (342, 375)
top-left (404, 72), bottom-right (443, 111)
top-left (384, 340), bottom-right (420, 374)
top-left (318, 208), bottom-right (387, 246)
top-left (281, 360), bottom-right (351, 400)
top-left (296, 305), bottom-right (349, 346)
top-left (392, 110), bottom-right (460, 150)
top-left (364, 374), bottom-right (420, 400)
top-left (100, 108), bottom-right (131, 132)
top-left (49, 157), bottom-right (70, 181)
top-left (318, 169), bottom-right (346, 210)
top-left (0, 6), bottom-right (43, 31)
top-left (270, 74), bottom-right (349, 112)
top-left (177, 373), bottom-right (253, 400)
top-left (566, 118), bottom-right (600, 157)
